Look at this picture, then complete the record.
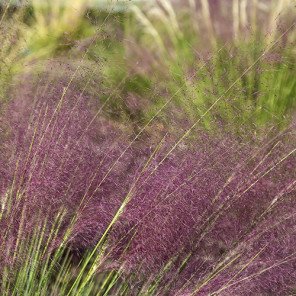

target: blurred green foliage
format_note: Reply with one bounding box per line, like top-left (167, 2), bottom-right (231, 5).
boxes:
top-left (0, 0), bottom-right (295, 134)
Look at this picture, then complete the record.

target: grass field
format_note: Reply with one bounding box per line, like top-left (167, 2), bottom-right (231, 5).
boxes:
top-left (0, 1), bottom-right (295, 295)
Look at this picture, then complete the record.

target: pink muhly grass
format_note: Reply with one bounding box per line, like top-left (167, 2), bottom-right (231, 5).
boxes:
top-left (0, 72), bottom-right (295, 295)
top-left (108, 130), bottom-right (295, 295)
top-left (0, 74), bottom-right (139, 260)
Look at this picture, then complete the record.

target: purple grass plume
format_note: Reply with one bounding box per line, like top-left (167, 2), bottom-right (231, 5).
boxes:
top-left (0, 71), bottom-right (295, 295)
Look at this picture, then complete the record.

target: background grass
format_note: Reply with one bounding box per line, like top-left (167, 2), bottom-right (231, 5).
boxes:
top-left (1, 0), bottom-right (295, 133)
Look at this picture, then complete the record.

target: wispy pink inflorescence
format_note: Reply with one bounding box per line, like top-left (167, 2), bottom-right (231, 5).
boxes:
top-left (0, 73), bottom-right (295, 295)
top-left (109, 131), bottom-right (296, 295)
top-left (0, 75), bottom-right (139, 253)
